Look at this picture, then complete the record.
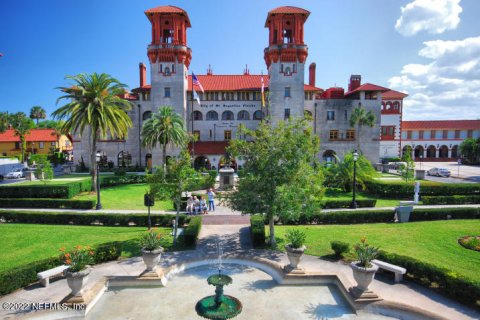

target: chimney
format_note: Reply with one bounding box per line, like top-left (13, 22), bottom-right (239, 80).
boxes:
top-left (139, 63), bottom-right (146, 87)
top-left (309, 63), bottom-right (316, 87)
top-left (207, 64), bottom-right (213, 76)
top-left (348, 75), bottom-right (361, 92)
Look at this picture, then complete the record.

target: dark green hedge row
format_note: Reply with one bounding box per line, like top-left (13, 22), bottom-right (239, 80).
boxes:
top-left (250, 215), bottom-right (266, 247)
top-left (100, 175), bottom-right (146, 187)
top-left (0, 179), bottom-right (91, 199)
top-left (0, 211), bottom-right (189, 227)
top-left (322, 199), bottom-right (377, 209)
top-left (0, 198), bottom-right (95, 209)
top-left (378, 250), bottom-right (480, 309)
top-left (274, 207), bottom-right (480, 225)
top-left (183, 216), bottom-right (202, 247)
top-left (365, 180), bottom-right (480, 199)
top-left (0, 241), bottom-right (122, 296)
top-left (422, 195), bottom-right (480, 205)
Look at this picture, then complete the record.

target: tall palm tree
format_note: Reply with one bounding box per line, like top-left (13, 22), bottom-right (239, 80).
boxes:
top-left (29, 106), bottom-right (47, 126)
top-left (53, 73), bottom-right (133, 191)
top-left (349, 106), bottom-right (376, 152)
top-left (141, 106), bottom-right (187, 173)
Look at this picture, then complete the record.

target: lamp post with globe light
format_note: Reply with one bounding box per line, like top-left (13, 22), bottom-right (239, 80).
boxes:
top-left (351, 150), bottom-right (358, 209)
top-left (96, 152), bottom-right (102, 210)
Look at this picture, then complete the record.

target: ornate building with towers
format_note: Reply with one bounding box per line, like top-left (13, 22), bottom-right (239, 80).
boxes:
top-left (73, 5), bottom-right (411, 170)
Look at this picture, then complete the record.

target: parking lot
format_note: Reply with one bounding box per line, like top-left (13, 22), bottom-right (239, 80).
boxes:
top-left (416, 161), bottom-right (480, 183)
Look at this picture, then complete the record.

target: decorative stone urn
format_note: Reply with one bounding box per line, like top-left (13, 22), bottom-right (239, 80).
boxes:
top-left (285, 244), bottom-right (306, 271)
top-left (65, 267), bottom-right (92, 297)
top-left (141, 248), bottom-right (164, 272)
top-left (350, 261), bottom-right (378, 293)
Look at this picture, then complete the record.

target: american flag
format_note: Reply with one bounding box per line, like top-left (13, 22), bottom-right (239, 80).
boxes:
top-left (192, 73), bottom-right (204, 93)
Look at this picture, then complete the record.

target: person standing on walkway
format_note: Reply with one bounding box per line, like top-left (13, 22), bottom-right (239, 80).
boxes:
top-left (207, 188), bottom-right (215, 212)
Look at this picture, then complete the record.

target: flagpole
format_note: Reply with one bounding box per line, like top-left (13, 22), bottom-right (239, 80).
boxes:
top-left (191, 73), bottom-right (195, 167)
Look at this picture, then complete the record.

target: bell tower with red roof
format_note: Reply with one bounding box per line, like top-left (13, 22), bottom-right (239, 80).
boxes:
top-left (144, 5), bottom-right (191, 120)
top-left (264, 6), bottom-right (310, 123)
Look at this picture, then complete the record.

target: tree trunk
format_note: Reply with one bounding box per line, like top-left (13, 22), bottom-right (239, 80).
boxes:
top-left (269, 213), bottom-right (276, 247)
top-left (357, 124), bottom-right (361, 152)
top-left (173, 197), bottom-right (180, 245)
top-left (20, 136), bottom-right (25, 163)
top-left (91, 136), bottom-right (97, 192)
top-left (162, 144), bottom-right (167, 177)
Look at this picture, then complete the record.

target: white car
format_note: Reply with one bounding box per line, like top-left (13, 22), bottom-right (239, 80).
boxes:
top-left (6, 168), bottom-right (25, 179)
top-left (427, 167), bottom-right (451, 177)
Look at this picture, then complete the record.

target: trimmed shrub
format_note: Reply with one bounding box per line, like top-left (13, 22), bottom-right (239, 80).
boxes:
top-left (250, 215), bottom-right (266, 247)
top-left (0, 180), bottom-right (91, 199)
top-left (422, 195), bottom-right (480, 205)
top-left (365, 180), bottom-right (480, 199)
top-left (0, 211), bottom-right (189, 227)
top-left (378, 251), bottom-right (480, 309)
top-left (0, 241), bottom-right (123, 296)
top-left (322, 199), bottom-right (376, 209)
top-left (409, 207), bottom-right (480, 221)
top-left (331, 241), bottom-right (350, 256)
top-left (0, 198), bottom-right (95, 209)
top-left (100, 175), bottom-right (146, 187)
top-left (183, 216), bottom-right (202, 247)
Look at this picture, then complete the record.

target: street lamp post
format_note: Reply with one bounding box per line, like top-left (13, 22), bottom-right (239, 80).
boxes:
top-left (351, 150), bottom-right (358, 209)
top-left (95, 152), bottom-right (102, 210)
top-left (419, 154), bottom-right (422, 170)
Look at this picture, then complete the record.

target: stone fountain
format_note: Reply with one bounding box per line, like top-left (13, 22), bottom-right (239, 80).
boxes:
top-left (195, 244), bottom-right (242, 319)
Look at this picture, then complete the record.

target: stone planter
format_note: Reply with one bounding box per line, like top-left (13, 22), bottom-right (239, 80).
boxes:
top-left (395, 205), bottom-right (413, 223)
top-left (285, 244), bottom-right (306, 270)
top-left (65, 267), bottom-right (91, 297)
top-left (350, 261), bottom-right (378, 292)
top-left (141, 248), bottom-right (164, 272)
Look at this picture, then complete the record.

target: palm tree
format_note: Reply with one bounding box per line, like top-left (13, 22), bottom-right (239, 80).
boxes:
top-left (9, 112), bottom-right (35, 163)
top-left (349, 106), bottom-right (376, 152)
top-left (53, 73), bottom-right (133, 191)
top-left (29, 106), bottom-right (47, 126)
top-left (141, 106), bottom-right (187, 173)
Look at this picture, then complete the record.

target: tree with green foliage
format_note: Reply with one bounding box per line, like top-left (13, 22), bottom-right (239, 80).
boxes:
top-left (228, 118), bottom-right (324, 246)
top-left (323, 152), bottom-right (377, 192)
top-left (349, 106), bottom-right (376, 152)
top-left (35, 157), bottom-right (54, 184)
top-left (141, 106), bottom-right (188, 174)
top-left (147, 147), bottom-right (205, 243)
top-left (29, 106), bottom-right (47, 126)
top-left (9, 112), bottom-right (35, 163)
top-left (400, 148), bottom-right (415, 182)
top-left (53, 73), bottom-right (133, 191)
top-left (459, 137), bottom-right (480, 165)
top-left (0, 112), bottom-right (9, 133)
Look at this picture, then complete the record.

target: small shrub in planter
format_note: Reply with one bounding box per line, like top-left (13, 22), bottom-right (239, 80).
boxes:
top-left (285, 229), bottom-right (306, 249)
top-left (331, 241), bottom-right (349, 257)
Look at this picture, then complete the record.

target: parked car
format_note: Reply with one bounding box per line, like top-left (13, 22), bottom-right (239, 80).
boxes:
top-left (427, 167), bottom-right (451, 177)
top-left (6, 168), bottom-right (25, 179)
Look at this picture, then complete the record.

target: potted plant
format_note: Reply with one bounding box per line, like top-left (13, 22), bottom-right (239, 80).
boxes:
top-left (60, 245), bottom-right (94, 297)
top-left (350, 237), bottom-right (379, 296)
top-left (139, 229), bottom-right (164, 272)
top-left (284, 229), bottom-right (307, 270)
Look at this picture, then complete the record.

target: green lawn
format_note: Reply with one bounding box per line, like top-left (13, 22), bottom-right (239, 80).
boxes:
top-left (0, 224), bottom-right (174, 273)
top-left (74, 183), bottom-right (174, 210)
top-left (271, 220), bottom-right (480, 282)
top-left (323, 189), bottom-right (403, 207)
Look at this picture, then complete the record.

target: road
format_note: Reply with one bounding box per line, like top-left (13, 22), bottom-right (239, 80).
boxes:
top-left (416, 161), bottom-right (480, 183)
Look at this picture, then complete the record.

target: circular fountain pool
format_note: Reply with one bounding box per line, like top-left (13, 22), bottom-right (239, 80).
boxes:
top-left (86, 264), bottom-right (396, 320)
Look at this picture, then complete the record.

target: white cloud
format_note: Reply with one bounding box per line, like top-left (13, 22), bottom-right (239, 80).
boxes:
top-left (395, 0), bottom-right (462, 36)
top-left (388, 36), bottom-right (480, 120)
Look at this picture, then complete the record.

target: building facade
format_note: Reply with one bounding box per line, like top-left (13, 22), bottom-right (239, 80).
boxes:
top-left (73, 5), bottom-right (405, 170)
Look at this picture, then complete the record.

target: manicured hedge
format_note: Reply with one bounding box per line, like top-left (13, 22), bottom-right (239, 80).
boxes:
top-left (0, 241), bottom-right (122, 296)
top-left (0, 198), bottom-right (95, 209)
top-left (409, 207), bottom-right (480, 221)
top-left (0, 180), bottom-right (91, 199)
top-left (0, 211), bottom-right (189, 227)
top-left (422, 195), bottom-right (480, 205)
top-left (365, 180), bottom-right (480, 199)
top-left (378, 250), bottom-right (480, 309)
top-left (322, 199), bottom-right (377, 209)
top-left (183, 216), bottom-right (202, 247)
top-left (250, 215), bottom-right (266, 248)
top-left (100, 174), bottom-right (146, 187)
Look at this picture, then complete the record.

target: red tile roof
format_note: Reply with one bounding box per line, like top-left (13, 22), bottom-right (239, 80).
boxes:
top-left (133, 75), bottom-right (322, 92)
top-left (0, 129), bottom-right (58, 142)
top-left (382, 89), bottom-right (408, 100)
top-left (268, 6), bottom-right (310, 15)
top-left (188, 141), bottom-right (230, 155)
top-left (144, 6), bottom-right (191, 27)
top-left (402, 120), bottom-right (480, 130)
top-left (345, 83), bottom-right (390, 96)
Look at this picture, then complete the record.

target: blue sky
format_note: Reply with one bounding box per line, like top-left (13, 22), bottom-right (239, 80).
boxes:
top-left (1, 0), bottom-right (479, 120)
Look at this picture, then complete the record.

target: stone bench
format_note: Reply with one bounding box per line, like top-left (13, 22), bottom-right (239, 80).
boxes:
top-left (372, 259), bottom-right (406, 283)
top-left (37, 265), bottom-right (69, 287)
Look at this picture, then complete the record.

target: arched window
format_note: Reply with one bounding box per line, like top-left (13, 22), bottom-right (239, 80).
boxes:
top-left (323, 150), bottom-right (336, 164)
top-left (206, 111), bottom-right (218, 121)
top-left (222, 111), bottom-right (234, 121)
top-left (192, 111), bottom-right (203, 121)
top-left (381, 102), bottom-right (386, 111)
top-left (142, 111), bottom-right (152, 121)
top-left (118, 151), bottom-right (132, 167)
top-left (393, 101), bottom-right (400, 110)
top-left (253, 110), bottom-right (265, 120)
top-left (237, 110), bottom-right (250, 120)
